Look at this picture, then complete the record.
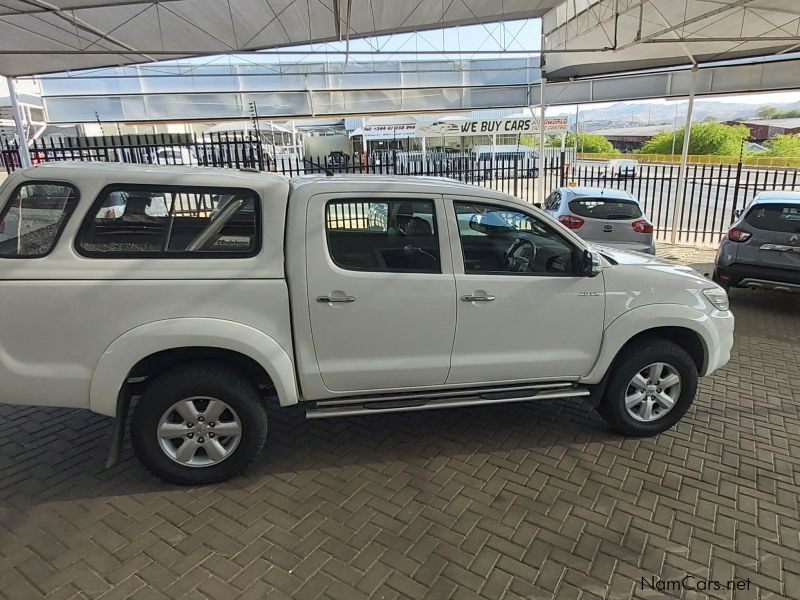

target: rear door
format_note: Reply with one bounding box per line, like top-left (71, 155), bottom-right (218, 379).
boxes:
top-left (566, 196), bottom-right (650, 245)
top-left (737, 202), bottom-right (800, 270)
top-left (306, 193), bottom-right (457, 393)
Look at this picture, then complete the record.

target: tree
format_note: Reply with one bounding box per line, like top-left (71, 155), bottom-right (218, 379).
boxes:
top-left (639, 122), bottom-right (749, 155)
top-left (756, 105), bottom-right (780, 119)
top-left (765, 134), bottom-right (800, 157)
top-left (559, 132), bottom-right (617, 154)
top-left (754, 106), bottom-right (800, 120)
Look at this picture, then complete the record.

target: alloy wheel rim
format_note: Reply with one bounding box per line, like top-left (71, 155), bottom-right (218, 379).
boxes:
top-left (624, 362), bottom-right (682, 422)
top-left (157, 396), bottom-right (242, 468)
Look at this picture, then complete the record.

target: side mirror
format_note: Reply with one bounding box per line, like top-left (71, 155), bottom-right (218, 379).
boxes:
top-left (532, 202), bottom-right (543, 209)
top-left (582, 249), bottom-right (602, 277)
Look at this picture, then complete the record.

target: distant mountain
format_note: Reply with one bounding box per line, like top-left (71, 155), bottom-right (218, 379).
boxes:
top-left (552, 100), bottom-right (800, 129)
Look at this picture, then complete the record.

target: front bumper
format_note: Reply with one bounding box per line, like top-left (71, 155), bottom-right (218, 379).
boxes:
top-left (704, 310), bottom-right (735, 376)
top-left (715, 263), bottom-right (800, 292)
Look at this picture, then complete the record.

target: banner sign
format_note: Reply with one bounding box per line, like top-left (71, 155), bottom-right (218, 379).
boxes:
top-left (361, 124), bottom-right (417, 140)
top-left (416, 116), bottom-right (568, 137)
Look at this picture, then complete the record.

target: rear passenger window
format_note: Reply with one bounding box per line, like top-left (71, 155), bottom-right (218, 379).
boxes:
top-left (77, 186), bottom-right (259, 257)
top-left (0, 182), bottom-right (78, 258)
top-left (326, 199), bottom-right (440, 272)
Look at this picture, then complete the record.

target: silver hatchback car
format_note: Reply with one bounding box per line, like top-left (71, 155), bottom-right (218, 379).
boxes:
top-left (714, 190), bottom-right (800, 293)
top-left (543, 187), bottom-right (656, 254)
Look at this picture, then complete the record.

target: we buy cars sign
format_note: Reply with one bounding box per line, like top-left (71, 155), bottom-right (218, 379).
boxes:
top-left (416, 116), bottom-right (568, 137)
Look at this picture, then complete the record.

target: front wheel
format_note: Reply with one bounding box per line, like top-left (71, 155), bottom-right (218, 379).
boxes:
top-left (599, 338), bottom-right (698, 436)
top-left (131, 363), bottom-right (268, 485)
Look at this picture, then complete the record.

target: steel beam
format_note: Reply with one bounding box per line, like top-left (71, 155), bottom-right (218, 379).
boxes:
top-left (670, 66), bottom-right (696, 245)
top-left (8, 77), bottom-right (31, 168)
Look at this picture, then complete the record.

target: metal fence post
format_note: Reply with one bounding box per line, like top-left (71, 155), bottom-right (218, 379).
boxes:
top-left (670, 65), bottom-right (697, 244)
top-left (730, 160), bottom-right (743, 221)
top-left (513, 155), bottom-right (518, 198)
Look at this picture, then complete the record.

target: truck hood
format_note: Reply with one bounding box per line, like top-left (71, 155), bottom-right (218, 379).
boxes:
top-left (591, 243), bottom-right (711, 287)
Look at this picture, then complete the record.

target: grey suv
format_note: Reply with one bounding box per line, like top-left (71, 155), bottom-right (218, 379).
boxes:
top-left (543, 187), bottom-right (656, 254)
top-left (714, 191), bottom-right (800, 292)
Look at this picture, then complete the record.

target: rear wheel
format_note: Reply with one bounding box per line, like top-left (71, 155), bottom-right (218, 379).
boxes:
top-left (131, 363), bottom-right (267, 485)
top-left (599, 338), bottom-right (698, 436)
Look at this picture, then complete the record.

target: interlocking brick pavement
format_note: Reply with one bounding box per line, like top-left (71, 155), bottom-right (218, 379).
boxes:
top-left (1, 287), bottom-right (799, 600)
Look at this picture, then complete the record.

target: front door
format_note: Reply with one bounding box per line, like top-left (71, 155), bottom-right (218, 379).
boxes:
top-left (307, 194), bottom-right (456, 393)
top-left (445, 197), bottom-right (605, 384)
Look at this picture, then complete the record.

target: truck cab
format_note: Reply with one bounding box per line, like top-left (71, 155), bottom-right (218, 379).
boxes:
top-left (0, 163), bottom-right (734, 484)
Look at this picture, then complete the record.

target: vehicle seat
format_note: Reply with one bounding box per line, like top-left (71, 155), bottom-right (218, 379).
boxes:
top-left (406, 216), bottom-right (433, 236)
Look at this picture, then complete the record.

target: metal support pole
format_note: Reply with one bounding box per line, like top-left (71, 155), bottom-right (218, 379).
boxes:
top-left (670, 66), bottom-right (697, 245)
top-left (8, 77), bottom-right (31, 168)
top-left (538, 77), bottom-right (547, 204)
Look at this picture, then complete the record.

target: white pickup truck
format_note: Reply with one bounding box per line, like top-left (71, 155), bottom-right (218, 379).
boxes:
top-left (0, 163), bottom-right (734, 484)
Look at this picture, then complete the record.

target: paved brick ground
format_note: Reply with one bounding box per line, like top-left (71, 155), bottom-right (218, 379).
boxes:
top-left (1, 286), bottom-right (799, 600)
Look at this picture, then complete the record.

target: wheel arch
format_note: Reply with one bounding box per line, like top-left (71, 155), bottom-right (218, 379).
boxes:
top-left (583, 304), bottom-right (714, 385)
top-left (90, 317), bottom-right (299, 417)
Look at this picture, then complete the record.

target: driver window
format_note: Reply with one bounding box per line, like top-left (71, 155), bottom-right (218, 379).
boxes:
top-left (454, 201), bottom-right (576, 275)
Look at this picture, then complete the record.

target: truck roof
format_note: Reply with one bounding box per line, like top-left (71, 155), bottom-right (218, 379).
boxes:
top-left (14, 162), bottom-right (287, 187)
top-left (9, 163), bottom-right (530, 209)
top-left (289, 173), bottom-right (525, 203)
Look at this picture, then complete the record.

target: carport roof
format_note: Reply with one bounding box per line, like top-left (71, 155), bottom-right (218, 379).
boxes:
top-left (0, 0), bottom-right (559, 77)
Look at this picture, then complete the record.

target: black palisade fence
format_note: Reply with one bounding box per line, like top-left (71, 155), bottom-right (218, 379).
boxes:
top-left (3, 135), bottom-right (800, 244)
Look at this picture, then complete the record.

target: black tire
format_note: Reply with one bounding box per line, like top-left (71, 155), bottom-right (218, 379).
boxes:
top-left (131, 362), bottom-right (267, 485)
top-left (599, 338), bottom-right (698, 436)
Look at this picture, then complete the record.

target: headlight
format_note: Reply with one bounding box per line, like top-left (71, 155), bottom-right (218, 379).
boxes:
top-left (703, 287), bottom-right (729, 311)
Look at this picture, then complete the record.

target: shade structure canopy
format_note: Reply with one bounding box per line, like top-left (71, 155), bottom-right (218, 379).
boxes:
top-left (0, 0), bottom-right (559, 77)
top-left (543, 0), bottom-right (800, 79)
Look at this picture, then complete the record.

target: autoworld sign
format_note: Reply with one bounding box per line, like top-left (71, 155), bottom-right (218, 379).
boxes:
top-left (417, 117), bottom-right (568, 137)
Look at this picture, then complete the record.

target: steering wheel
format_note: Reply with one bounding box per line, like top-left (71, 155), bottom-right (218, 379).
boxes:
top-left (503, 237), bottom-right (537, 272)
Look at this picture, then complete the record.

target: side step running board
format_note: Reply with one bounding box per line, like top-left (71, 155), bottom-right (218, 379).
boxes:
top-left (305, 384), bottom-right (590, 419)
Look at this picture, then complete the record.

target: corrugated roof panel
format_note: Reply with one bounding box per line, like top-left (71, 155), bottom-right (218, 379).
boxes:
top-left (0, 0), bottom-right (559, 76)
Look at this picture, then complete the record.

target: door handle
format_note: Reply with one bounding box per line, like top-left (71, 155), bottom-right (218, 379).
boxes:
top-left (317, 294), bottom-right (356, 303)
top-left (461, 294), bottom-right (495, 302)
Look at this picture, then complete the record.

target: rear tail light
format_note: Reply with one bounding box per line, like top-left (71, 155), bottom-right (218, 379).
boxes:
top-left (631, 219), bottom-right (653, 234)
top-left (727, 226), bottom-right (752, 242)
top-left (558, 215), bottom-right (584, 230)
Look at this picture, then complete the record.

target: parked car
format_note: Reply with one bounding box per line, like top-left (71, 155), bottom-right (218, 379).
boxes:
top-left (95, 190), bottom-right (169, 219)
top-left (471, 145), bottom-right (539, 179)
top-left (608, 158), bottom-right (638, 178)
top-left (543, 187), bottom-right (656, 254)
top-left (151, 145), bottom-right (198, 166)
top-left (326, 151), bottom-right (350, 169)
top-left (0, 163), bottom-right (733, 484)
top-left (714, 190), bottom-right (800, 293)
